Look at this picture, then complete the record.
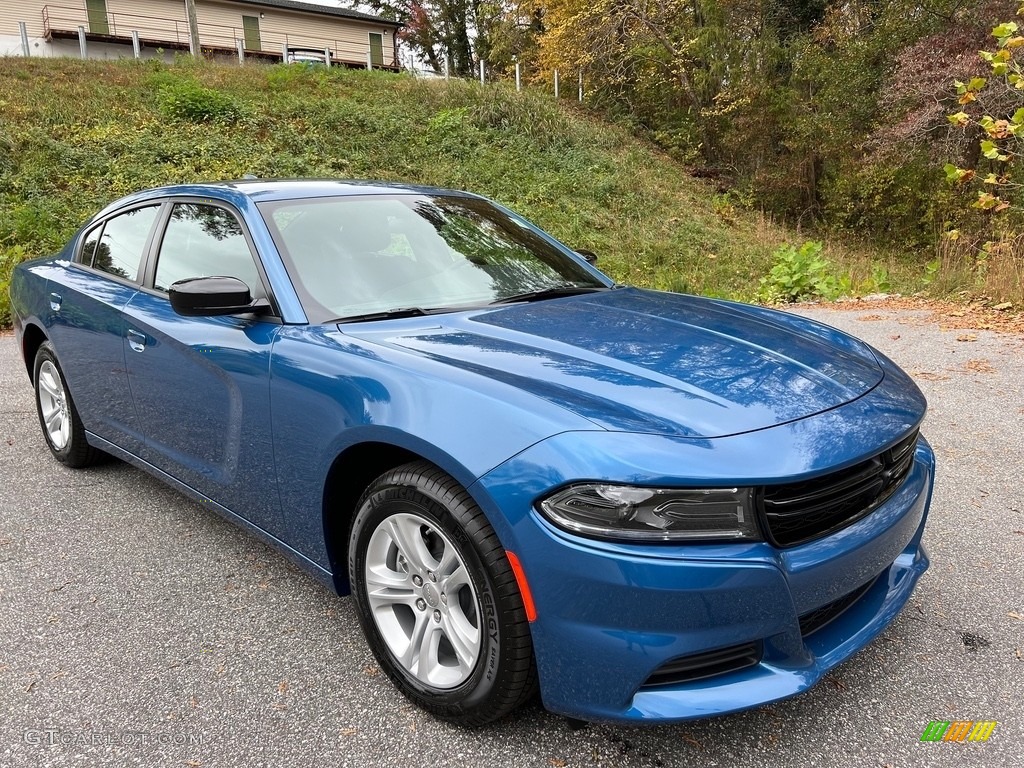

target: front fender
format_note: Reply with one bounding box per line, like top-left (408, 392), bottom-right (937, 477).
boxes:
top-left (267, 324), bottom-right (597, 572)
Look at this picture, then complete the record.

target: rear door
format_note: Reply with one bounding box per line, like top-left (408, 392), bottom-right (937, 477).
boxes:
top-left (121, 200), bottom-right (282, 534)
top-left (45, 203), bottom-right (162, 455)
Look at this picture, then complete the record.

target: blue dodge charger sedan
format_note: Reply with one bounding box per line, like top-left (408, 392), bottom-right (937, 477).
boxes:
top-left (9, 180), bottom-right (932, 725)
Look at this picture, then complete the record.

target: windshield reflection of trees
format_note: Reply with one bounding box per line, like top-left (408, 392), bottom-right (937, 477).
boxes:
top-left (410, 198), bottom-right (597, 298)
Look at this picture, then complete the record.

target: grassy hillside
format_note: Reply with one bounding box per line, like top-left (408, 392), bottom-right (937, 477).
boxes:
top-left (0, 57), bottom-right (906, 326)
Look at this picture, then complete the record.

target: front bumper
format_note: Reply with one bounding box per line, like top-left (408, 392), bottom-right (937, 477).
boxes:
top-left (473, 438), bottom-right (934, 723)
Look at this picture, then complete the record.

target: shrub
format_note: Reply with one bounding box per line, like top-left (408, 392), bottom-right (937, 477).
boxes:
top-left (0, 245), bottom-right (29, 328)
top-left (157, 81), bottom-right (242, 123)
top-left (758, 241), bottom-right (839, 303)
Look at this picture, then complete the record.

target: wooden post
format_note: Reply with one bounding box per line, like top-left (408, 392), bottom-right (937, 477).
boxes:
top-left (324, 47), bottom-right (331, 67)
top-left (78, 26), bottom-right (87, 59)
top-left (131, 30), bottom-right (141, 58)
top-left (237, 38), bottom-right (245, 63)
top-left (578, 70), bottom-right (583, 102)
top-left (554, 69), bottom-right (559, 99)
top-left (515, 62), bottom-right (521, 92)
top-left (479, 60), bottom-right (485, 84)
top-left (19, 21), bottom-right (30, 56)
top-left (366, 49), bottom-right (372, 70)
top-left (444, 54), bottom-right (450, 80)
top-left (184, 0), bottom-right (201, 57)
top-left (281, 42), bottom-right (288, 62)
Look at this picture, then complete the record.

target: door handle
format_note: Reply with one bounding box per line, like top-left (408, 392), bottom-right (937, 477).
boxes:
top-left (49, 293), bottom-right (62, 311)
top-left (127, 329), bottom-right (147, 353)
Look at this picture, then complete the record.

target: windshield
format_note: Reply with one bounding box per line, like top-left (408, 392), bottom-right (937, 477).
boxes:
top-left (257, 194), bottom-right (608, 322)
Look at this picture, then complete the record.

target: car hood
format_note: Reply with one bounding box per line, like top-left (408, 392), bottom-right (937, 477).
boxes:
top-left (342, 288), bottom-right (884, 438)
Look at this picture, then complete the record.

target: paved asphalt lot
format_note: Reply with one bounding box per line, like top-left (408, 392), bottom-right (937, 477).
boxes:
top-left (1, 303), bottom-right (1021, 768)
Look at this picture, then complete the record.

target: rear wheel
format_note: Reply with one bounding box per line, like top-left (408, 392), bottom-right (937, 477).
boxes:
top-left (348, 462), bottom-right (536, 725)
top-left (33, 341), bottom-right (103, 468)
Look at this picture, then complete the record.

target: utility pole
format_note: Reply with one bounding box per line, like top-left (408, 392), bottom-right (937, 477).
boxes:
top-left (184, 0), bottom-right (201, 56)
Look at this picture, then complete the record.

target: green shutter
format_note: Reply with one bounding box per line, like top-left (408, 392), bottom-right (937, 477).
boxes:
top-left (86, 0), bottom-right (109, 35)
top-left (242, 16), bottom-right (261, 51)
top-left (369, 33), bottom-right (384, 68)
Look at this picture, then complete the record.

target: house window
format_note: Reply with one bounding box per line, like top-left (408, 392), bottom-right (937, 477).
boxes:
top-left (86, 0), bottom-right (110, 36)
top-left (242, 15), bottom-right (261, 51)
top-left (369, 32), bottom-right (384, 68)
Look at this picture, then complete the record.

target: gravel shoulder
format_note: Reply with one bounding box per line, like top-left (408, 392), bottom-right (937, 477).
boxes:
top-left (1, 304), bottom-right (1021, 768)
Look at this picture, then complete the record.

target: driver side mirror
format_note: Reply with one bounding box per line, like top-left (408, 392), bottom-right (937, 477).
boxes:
top-left (576, 249), bottom-right (598, 264)
top-left (169, 276), bottom-right (270, 317)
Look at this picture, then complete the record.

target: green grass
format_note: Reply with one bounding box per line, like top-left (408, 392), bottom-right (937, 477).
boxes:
top-left (0, 56), bottom-right (921, 326)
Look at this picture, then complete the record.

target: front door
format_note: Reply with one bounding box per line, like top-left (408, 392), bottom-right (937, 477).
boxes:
top-left (122, 201), bottom-right (281, 534)
top-left (369, 33), bottom-right (383, 68)
top-left (86, 0), bottom-right (109, 35)
top-left (242, 15), bottom-right (261, 51)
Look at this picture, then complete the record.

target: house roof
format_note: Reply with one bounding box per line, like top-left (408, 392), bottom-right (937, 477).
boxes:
top-left (232, 0), bottom-right (403, 28)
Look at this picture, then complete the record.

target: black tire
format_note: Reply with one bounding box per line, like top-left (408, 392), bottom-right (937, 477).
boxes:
top-left (348, 461), bottom-right (537, 726)
top-left (33, 341), bottom-right (103, 468)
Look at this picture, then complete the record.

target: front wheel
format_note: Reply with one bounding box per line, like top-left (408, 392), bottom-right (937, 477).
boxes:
top-left (348, 462), bottom-right (536, 725)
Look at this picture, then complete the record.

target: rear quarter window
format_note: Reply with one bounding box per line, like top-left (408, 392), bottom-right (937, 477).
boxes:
top-left (92, 205), bottom-right (160, 281)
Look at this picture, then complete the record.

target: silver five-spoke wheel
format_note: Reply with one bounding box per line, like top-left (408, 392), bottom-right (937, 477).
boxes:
top-left (33, 341), bottom-right (101, 468)
top-left (364, 512), bottom-right (481, 688)
top-left (349, 462), bottom-right (537, 725)
top-left (37, 359), bottom-right (71, 451)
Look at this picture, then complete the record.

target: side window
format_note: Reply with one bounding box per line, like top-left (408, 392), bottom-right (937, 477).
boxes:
top-left (93, 205), bottom-right (160, 281)
top-left (154, 203), bottom-right (266, 299)
top-left (79, 225), bottom-right (102, 265)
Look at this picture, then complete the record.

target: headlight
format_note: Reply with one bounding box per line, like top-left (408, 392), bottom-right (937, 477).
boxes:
top-left (537, 484), bottom-right (760, 542)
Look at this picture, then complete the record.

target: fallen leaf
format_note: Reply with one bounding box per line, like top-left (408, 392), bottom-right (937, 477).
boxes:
top-left (363, 665), bottom-right (380, 676)
top-left (549, 760), bottom-right (566, 768)
top-left (1016, 648), bottom-right (1023, 660)
top-left (910, 370), bottom-right (951, 381)
top-left (340, 727), bottom-right (358, 736)
top-left (828, 677), bottom-right (848, 690)
top-left (278, 680), bottom-right (289, 694)
top-left (992, 302), bottom-right (1013, 311)
top-left (681, 733), bottom-right (705, 750)
top-left (1008, 611), bottom-right (1023, 621)
top-left (956, 333), bottom-right (978, 342)
top-left (890, 335), bottom-right (901, 340)
top-left (965, 359), bottom-right (996, 373)
top-left (858, 314), bottom-right (885, 321)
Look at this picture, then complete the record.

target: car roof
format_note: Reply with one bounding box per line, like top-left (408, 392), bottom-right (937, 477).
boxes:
top-left (93, 179), bottom-right (481, 219)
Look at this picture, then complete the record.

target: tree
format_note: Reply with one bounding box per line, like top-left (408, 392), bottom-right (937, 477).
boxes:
top-left (946, 12), bottom-right (1024, 215)
top-left (354, 0), bottom-right (543, 76)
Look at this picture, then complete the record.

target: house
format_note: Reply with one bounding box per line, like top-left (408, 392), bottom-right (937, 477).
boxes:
top-left (0, 0), bottom-right (402, 70)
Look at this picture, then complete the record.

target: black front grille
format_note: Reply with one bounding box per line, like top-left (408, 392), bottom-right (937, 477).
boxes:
top-left (760, 430), bottom-right (919, 548)
top-left (642, 642), bottom-right (763, 687)
top-left (799, 574), bottom-right (880, 636)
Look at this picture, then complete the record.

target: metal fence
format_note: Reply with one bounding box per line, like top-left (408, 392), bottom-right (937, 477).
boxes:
top-left (12, 10), bottom-right (582, 99)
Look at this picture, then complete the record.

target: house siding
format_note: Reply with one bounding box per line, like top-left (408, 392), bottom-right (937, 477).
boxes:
top-left (0, 1), bottom-right (395, 66)
top-left (198, 1), bottom-right (395, 65)
top-left (0, 0), bottom-right (48, 36)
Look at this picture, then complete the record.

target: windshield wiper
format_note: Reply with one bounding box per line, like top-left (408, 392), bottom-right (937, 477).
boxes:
top-left (333, 307), bottom-right (437, 324)
top-left (489, 285), bottom-right (609, 305)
